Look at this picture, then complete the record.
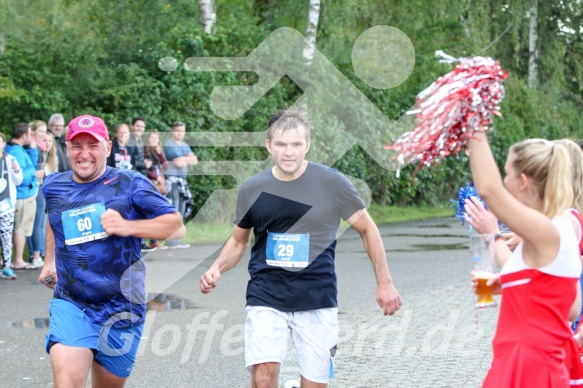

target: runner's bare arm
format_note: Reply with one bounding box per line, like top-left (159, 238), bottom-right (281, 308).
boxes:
top-left (39, 219), bottom-right (57, 289)
top-left (200, 226), bottom-right (252, 294)
top-left (100, 209), bottom-right (185, 240)
top-left (347, 209), bottom-right (402, 315)
top-left (469, 131), bottom-right (559, 268)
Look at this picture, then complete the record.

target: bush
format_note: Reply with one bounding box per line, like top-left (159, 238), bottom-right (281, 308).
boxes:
top-left (0, 0), bottom-right (581, 220)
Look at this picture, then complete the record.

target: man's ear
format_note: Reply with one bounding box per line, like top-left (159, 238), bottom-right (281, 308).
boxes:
top-left (105, 140), bottom-right (113, 158)
top-left (265, 139), bottom-right (272, 154)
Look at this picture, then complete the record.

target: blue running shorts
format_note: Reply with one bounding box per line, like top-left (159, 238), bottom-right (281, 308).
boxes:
top-left (45, 298), bottom-right (143, 378)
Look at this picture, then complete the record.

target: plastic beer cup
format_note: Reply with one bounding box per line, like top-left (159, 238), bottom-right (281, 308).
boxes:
top-left (470, 234), bottom-right (497, 308)
top-left (474, 271), bottom-right (496, 307)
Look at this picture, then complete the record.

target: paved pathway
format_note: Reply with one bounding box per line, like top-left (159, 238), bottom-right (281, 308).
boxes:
top-left (0, 217), bottom-right (497, 387)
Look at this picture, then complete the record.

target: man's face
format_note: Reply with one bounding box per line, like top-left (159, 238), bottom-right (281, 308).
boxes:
top-left (22, 127), bottom-right (31, 145)
top-left (171, 125), bottom-right (186, 142)
top-left (67, 133), bottom-right (112, 183)
top-left (131, 120), bottom-right (146, 138)
top-left (50, 121), bottom-right (65, 137)
top-left (265, 125), bottom-right (311, 179)
top-left (116, 125), bottom-right (130, 146)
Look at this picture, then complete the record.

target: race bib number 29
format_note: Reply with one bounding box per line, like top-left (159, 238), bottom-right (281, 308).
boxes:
top-left (266, 232), bottom-right (309, 268)
top-left (62, 203), bottom-right (108, 245)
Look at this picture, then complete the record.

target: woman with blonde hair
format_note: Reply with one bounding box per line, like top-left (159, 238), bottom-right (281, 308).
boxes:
top-left (144, 129), bottom-right (169, 192)
top-left (466, 138), bottom-right (583, 264)
top-left (553, 139), bottom-right (583, 384)
top-left (556, 139), bottom-right (583, 217)
top-left (43, 132), bottom-right (59, 177)
top-left (30, 120), bottom-right (48, 156)
top-left (465, 138), bottom-right (583, 384)
top-left (469, 133), bottom-right (581, 387)
top-left (144, 129), bottom-right (169, 249)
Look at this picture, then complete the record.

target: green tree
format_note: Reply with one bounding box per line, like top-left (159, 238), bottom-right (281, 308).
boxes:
top-left (0, 0), bottom-right (580, 217)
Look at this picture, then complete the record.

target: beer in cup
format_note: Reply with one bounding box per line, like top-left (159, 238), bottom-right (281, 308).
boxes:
top-left (470, 234), bottom-right (498, 308)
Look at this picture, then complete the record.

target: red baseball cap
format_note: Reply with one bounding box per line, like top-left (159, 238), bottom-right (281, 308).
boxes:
top-left (67, 115), bottom-right (110, 142)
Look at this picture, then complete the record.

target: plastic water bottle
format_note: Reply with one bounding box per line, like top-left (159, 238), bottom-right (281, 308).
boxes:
top-left (283, 379), bottom-right (300, 388)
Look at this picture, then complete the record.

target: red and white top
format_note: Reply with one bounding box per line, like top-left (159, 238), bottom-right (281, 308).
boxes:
top-left (570, 209), bottom-right (583, 254)
top-left (483, 214), bottom-right (582, 388)
top-left (567, 208), bottom-right (583, 387)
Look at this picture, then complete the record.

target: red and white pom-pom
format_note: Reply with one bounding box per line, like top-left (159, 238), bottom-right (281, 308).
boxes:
top-left (386, 51), bottom-right (508, 174)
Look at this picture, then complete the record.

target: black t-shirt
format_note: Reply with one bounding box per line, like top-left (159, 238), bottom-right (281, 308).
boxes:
top-left (127, 136), bottom-right (147, 175)
top-left (236, 162), bottom-right (365, 311)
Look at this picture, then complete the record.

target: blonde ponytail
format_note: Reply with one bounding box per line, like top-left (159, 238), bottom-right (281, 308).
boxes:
top-left (510, 139), bottom-right (573, 218)
top-left (554, 139), bottom-right (583, 215)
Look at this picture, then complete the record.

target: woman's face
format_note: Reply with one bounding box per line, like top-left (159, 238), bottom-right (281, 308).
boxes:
top-left (34, 125), bottom-right (48, 141)
top-left (147, 133), bottom-right (160, 147)
top-left (45, 135), bottom-right (54, 150)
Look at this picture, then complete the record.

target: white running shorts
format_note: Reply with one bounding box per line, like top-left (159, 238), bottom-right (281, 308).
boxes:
top-left (245, 306), bottom-right (339, 384)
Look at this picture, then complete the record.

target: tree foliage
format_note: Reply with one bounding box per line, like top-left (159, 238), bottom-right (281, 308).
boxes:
top-left (0, 0), bottom-right (581, 218)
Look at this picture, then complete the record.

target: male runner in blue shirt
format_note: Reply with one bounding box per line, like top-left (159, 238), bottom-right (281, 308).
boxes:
top-left (39, 115), bottom-right (185, 388)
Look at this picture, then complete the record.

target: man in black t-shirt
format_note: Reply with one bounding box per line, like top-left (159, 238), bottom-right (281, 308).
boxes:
top-left (200, 108), bottom-right (402, 387)
top-left (127, 117), bottom-right (149, 175)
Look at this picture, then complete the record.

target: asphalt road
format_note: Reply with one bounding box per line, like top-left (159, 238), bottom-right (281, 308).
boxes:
top-left (0, 217), bottom-right (497, 387)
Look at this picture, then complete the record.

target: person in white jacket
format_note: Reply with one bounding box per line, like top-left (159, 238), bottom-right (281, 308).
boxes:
top-left (0, 132), bottom-right (23, 279)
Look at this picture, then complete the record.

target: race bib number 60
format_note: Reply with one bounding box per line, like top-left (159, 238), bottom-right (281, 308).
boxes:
top-left (266, 232), bottom-right (309, 268)
top-left (62, 203), bottom-right (108, 245)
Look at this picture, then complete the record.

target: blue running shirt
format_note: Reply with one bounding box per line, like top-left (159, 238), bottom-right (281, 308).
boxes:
top-left (43, 167), bottom-right (177, 327)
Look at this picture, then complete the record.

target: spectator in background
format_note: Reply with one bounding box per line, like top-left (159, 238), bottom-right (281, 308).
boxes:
top-left (144, 129), bottom-right (170, 249)
top-left (0, 133), bottom-right (23, 279)
top-left (30, 120), bottom-right (48, 157)
top-left (47, 113), bottom-right (71, 172)
top-left (163, 121), bottom-right (198, 249)
top-left (126, 118), bottom-right (156, 252)
top-left (107, 123), bottom-right (134, 169)
top-left (43, 132), bottom-right (59, 178)
top-left (5, 123), bottom-right (39, 270)
top-left (144, 129), bottom-right (169, 189)
top-left (127, 117), bottom-right (150, 175)
top-left (27, 120), bottom-right (49, 267)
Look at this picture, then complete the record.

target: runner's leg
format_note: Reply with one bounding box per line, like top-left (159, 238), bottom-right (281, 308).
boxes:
top-left (91, 361), bottom-right (128, 388)
top-left (50, 344), bottom-right (93, 388)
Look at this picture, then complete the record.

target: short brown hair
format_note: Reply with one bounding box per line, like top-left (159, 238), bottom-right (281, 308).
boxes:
top-left (266, 107), bottom-right (311, 141)
top-left (12, 123), bottom-right (30, 139)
